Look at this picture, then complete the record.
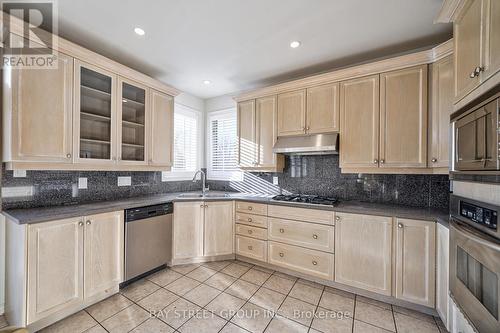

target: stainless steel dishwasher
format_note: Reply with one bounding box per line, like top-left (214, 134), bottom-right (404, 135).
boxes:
top-left (123, 202), bottom-right (173, 285)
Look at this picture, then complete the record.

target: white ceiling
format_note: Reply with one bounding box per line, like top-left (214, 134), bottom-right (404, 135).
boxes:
top-left (56, 0), bottom-right (451, 99)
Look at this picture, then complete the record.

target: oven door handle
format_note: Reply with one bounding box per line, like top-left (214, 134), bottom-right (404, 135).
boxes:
top-left (451, 220), bottom-right (500, 252)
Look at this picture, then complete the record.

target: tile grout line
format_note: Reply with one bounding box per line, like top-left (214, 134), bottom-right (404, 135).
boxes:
top-left (351, 294), bottom-right (357, 333)
top-left (83, 308), bottom-right (111, 333)
top-left (308, 284), bottom-right (325, 332)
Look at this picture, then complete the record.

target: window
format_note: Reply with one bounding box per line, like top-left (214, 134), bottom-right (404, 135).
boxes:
top-left (163, 103), bottom-right (201, 180)
top-left (207, 109), bottom-right (241, 180)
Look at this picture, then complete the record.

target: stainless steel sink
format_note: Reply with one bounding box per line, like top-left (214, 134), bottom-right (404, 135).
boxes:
top-left (177, 192), bottom-right (230, 199)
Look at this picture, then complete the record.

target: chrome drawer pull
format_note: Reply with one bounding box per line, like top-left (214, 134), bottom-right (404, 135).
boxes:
top-left (248, 206), bottom-right (253, 211)
top-left (398, 223), bottom-right (403, 228)
top-left (248, 230), bottom-right (253, 234)
top-left (279, 228), bottom-right (285, 233)
top-left (312, 234), bottom-right (318, 239)
top-left (312, 261), bottom-right (318, 266)
top-left (248, 245), bottom-right (253, 250)
top-left (279, 252), bottom-right (284, 257)
top-left (335, 216), bottom-right (340, 221)
top-left (248, 218), bottom-right (253, 222)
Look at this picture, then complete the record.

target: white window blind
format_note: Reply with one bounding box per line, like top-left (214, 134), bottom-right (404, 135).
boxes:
top-left (207, 109), bottom-right (241, 180)
top-left (164, 103), bottom-right (201, 180)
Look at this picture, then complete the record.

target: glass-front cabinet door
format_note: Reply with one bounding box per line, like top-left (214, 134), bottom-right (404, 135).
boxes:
top-left (74, 60), bottom-right (117, 164)
top-left (117, 78), bottom-right (149, 164)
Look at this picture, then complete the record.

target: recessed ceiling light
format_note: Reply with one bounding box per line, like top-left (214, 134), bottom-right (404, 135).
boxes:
top-left (290, 41), bottom-right (301, 48)
top-left (134, 27), bottom-right (145, 36)
top-left (203, 80), bottom-right (211, 85)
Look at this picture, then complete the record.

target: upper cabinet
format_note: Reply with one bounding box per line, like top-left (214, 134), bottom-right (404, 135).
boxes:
top-left (74, 61), bottom-right (117, 165)
top-left (2, 51), bottom-right (74, 163)
top-left (149, 90), bottom-right (174, 167)
top-left (339, 75), bottom-right (380, 168)
top-left (380, 65), bottom-right (428, 168)
top-left (277, 90), bottom-right (306, 136)
top-left (306, 83), bottom-right (340, 134)
top-left (237, 97), bottom-right (284, 172)
top-left (451, 0), bottom-right (500, 106)
top-left (429, 56), bottom-right (454, 169)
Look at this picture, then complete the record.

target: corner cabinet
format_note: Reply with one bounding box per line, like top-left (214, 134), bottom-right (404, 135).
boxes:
top-left (2, 51), bottom-right (74, 163)
top-left (394, 218), bottom-right (436, 308)
top-left (237, 97), bottom-right (283, 172)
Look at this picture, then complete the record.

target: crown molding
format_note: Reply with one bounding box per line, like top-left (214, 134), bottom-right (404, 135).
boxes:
top-left (234, 40), bottom-right (453, 102)
top-left (0, 12), bottom-right (181, 96)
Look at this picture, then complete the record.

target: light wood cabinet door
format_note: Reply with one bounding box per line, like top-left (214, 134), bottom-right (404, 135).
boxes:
top-left (380, 65), bottom-right (428, 168)
top-left (237, 100), bottom-right (257, 167)
top-left (429, 56), bottom-right (454, 169)
top-left (454, 0), bottom-right (483, 100)
top-left (27, 217), bottom-right (84, 324)
top-left (306, 83), bottom-right (339, 134)
top-left (335, 212), bottom-right (393, 296)
top-left (173, 201), bottom-right (204, 260)
top-left (6, 51), bottom-right (73, 163)
top-left (204, 201), bottom-right (234, 256)
top-left (436, 223), bottom-right (450, 329)
top-left (83, 211), bottom-right (124, 299)
top-left (256, 96), bottom-right (278, 168)
top-left (339, 75), bottom-right (380, 168)
top-left (277, 90), bottom-right (306, 136)
top-left (483, 0), bottom-right (500, 80)
top-left (74, 60), bottom-right (118, 165)
top-left (395, 218), bottom-right (436, 308)
top-left (117, 77), bottom-right (149, 166)
top-left (235, 236), bottom-right (267, 262)
top-left (149, 90), bottom-right (174, 167)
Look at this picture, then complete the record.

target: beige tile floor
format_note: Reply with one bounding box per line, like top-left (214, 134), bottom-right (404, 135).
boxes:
top-left (24, 260), bottom-right (448, 333)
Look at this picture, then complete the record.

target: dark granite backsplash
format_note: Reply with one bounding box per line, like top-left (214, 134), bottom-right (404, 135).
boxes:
top-left (1, 155), bottom-right (450, 210)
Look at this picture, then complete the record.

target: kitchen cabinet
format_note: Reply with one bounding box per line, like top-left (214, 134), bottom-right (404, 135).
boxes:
top-left (172, 201), bottom-right (233, 261)
top-left (339, 75), bottom-right (380, 168)
top-left (380, 65), bottom-right (428, 168)
top-left (19, 211), bottom-right (124, 329)
top-left (204, 201), bottom-right (234, 256)
top-left (149, 90), bottom-right (174, 167)
top-left (27, 217), bottom-right (84, 324)
top-left (117, 77), bottom-right (149, 165)
top-left (335, 212), bottom-right (393, 296)
top-left (2, 51), bottom-right (74, 163)
top-left (172, 201), bottom-right (204, 260)
top-left (277, 89), bottom-right (306, 136)
top-left (454, 0), bottom-right (483, 100)
top-left (83, 211), bottom-right (124, 299)
top-left (306, 83), bottom-right (340, 134)
top-left (236, 236), bottom-right (267, 262)
top-left (394, 218), bottom-right (436, 308)
top-left (74, 60), bottom-right (118, 165)
top-left (436, 223), bottom-right (450, 330)
top-left (268, 203), bottom-right (334, 225)
top-left (237, 99), bottom-right (257, 168)
top-left (483, 0), bottom-right (500, 81)
top-left (429, 56), bottom-right (454, 170)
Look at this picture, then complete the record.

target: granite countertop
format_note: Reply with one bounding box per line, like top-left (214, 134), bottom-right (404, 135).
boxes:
top-left (2, 191), bottom-right (450, 226)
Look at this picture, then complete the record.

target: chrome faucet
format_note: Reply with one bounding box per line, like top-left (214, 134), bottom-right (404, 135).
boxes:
top-left (193, 169), bottom-right (209, 195)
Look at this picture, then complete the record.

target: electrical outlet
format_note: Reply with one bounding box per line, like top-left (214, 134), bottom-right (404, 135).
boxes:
top-left (273, 176), bottom-right (279, 185)
top-left (78, 177), bottom-right (88, 189)
top-left (161, 171), bottom-right (169, 182)
top-left (13, 169), bottom-right (26, 178)
top-left (117, 176), bottom-right (131, 186)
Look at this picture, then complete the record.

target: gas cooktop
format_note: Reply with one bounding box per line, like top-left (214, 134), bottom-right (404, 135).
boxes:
top-left (271, 194), bottom-right (338, 206)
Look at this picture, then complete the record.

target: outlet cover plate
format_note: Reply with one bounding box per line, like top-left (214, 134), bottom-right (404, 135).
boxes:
top-left (273, 176), bottom-right (279, 185)
top-left (78, 177), bottom-right (88, 189)
top-left (13, 169), bottom-right (26, 177)
top-left (118, 176), bottom-right (132, 186)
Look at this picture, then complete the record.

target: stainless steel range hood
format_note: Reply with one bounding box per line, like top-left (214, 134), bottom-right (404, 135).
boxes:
top-left (272, 133), bottom-right (339, 155)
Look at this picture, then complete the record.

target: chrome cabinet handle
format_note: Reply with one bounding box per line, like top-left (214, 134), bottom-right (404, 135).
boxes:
top-left (380, 159), bottom-right (385, 164)
top-left (200, 204), bottom-right (204, 208)
top-left (248, 246), bottom-right (253, 250)
top-left (79, 221), bottom-right (84, 227)
top-left (470, 66), bottom-right (484, 78)
top-left (398, 223), bottom-right (403, 228)
top-left (279, 252), bottom-right (284, 257)
top-left (312, 234), bottom-right (318, 239)
top-left (431, 158), bottom-right (437, 163)
top-left (248, 206), bottom-right (253, 211)
top-left (312, 261), bottom-right (318, 266)
top-left (335, 216), bottom-right (341, 221)
top-left (248, 218), bottom-right (253, 222)
top-left (306, 126), bottom-right (310, 131)
top-left (204, 204), bottom-right (208, 208)
top-left (279, 228), bottom-right (285, 233)
top-left (66, 153), bottom-right (72, 158)
top-left (86, 220), bottom-right (92, 225)
top-left (373, 159), bottom-right (378, 164)
top-left (248, 230), bottom-right (253, 234)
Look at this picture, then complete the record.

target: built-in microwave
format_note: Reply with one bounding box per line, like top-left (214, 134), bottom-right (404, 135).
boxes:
top-left (452, 94), bottom-right (500, 172)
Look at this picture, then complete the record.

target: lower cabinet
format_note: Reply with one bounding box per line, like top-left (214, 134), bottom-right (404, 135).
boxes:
top-left (235, 235), bottom-right (267, 261)
top-left (395, 218), bottom-right (436, 308)
top-left (436, 222), bottom-right (450, 330)
top-left (334, 212), bottom-right (393, 296)
top-left (22, 211), bottom-right (124, 328)
top-left (172, 201), bottom-right (234, 262)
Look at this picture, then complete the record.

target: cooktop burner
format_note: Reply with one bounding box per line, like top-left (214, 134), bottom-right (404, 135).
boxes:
top-left (272, 194), bottom-right (338, 206)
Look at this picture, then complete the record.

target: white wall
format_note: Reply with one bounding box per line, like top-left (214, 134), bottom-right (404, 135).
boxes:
top-left (205, 94), bottom-right (236, 113)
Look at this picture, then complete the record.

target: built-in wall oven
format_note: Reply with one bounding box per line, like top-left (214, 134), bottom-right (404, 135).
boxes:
top-left (449, 194), bottom-right (500, 333)
top-left (452, 93), bottom-right (500, 172)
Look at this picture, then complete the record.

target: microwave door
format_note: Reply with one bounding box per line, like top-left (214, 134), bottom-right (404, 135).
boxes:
top-left (456, 112), bottom-right (484, 170)
top-left (484, 100), bottom-right (500, 170)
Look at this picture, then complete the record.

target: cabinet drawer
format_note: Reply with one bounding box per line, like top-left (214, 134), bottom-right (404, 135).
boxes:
top-left (268, 205), bottom-right (334, 225)
top-left (236, 201), bottom-right (267, 216)
top-left (235, 236), bottom-right (267, 262)
top-left (268, 217), bottom-right (334, 252)
top-left (268, 241), bottom-right (334, 280)
top-left (236, 224), bottom-right (267, 240)
top-left (235, 212), bottom-right (268, 228)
